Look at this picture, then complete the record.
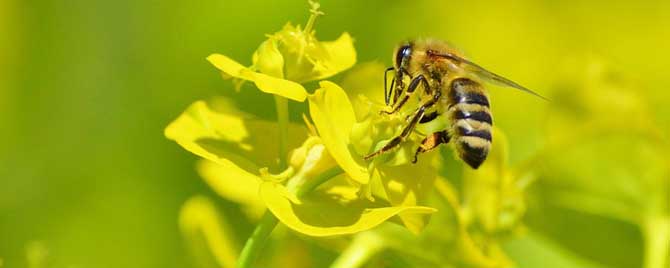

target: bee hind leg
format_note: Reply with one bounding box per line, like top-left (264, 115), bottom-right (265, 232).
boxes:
top-left (413, 130), bottom-right (450, 163)
top-left (418, 111), bottom-right (440, 123)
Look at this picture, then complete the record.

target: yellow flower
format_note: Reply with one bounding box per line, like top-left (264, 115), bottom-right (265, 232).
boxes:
top-left (165, 94), bottom-right (436, 236)
top-left (167, 1), bottom-right (437, 242)
top-left (206, 1), bottom-right (356, 102)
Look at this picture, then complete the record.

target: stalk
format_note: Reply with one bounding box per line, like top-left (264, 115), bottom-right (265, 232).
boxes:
top-left (237, 95), bottom-right (290, 268)
top-left (237, 96), bottom-right (342, 268)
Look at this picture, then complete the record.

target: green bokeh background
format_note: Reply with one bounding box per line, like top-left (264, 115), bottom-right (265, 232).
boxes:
top-left (1, 0), bottom-right (669, 267)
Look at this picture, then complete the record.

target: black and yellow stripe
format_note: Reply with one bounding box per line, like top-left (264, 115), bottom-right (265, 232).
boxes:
top-left (447, 78), bottom-right (492, 169)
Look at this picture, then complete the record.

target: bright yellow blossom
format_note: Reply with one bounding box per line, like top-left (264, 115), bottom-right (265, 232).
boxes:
top-left (165, 92), bottom-right (437, 237)
top-left (206, 1), bottom-right (355, 102)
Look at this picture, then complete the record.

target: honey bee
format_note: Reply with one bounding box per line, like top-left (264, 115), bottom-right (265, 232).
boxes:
top-left (364, 39), bottom-right (546, 169)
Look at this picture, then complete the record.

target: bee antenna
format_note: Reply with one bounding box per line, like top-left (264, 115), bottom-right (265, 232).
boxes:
top-left (384, 67), bottom-right (395, 105)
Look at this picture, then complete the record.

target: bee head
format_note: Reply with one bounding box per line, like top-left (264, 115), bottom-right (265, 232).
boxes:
top-left (394, 43), bottom-right (412, 70)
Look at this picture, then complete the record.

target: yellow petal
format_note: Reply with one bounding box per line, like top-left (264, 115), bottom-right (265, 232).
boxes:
top-left (253, 40), bottom-right (285, 78)
top-left (272, 23), bottom-right (356, 83)
top-left (179, 196), bottom-right (239, 268)
top-left (165, 99), bottom-right (307, 173)
top-left (308, 81), bottom-right (369, 184)
top-left (377, 159), bottom-right (438, 234)
top-left (259, 178), bottom-right (436, 236)
top-left (207, 53), bottom-right (254, 80)
top-left (313, 32), bottom-right (357, 81)
top-left (165, 100), bottom-right (255, 171)
top-left (196, 160), bottom-right (265, 219)
top-left (207, 54), bottom-right (307, 102)
top-left (242, 70), bottom-right (308, 102)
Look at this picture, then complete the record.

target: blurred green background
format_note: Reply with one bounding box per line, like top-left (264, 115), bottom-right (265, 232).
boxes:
top-left (1, 0), bottom-right (669, 267)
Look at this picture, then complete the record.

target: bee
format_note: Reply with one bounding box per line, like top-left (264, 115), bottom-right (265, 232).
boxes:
top-left (364, 39), bottom-right (547, 169)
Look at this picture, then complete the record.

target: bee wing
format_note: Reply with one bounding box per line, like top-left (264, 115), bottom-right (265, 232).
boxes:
top-left (436, 53), bottom-right (549, 101)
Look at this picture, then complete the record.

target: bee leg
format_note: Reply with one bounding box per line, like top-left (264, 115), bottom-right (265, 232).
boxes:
top-left (419, 111), bottom-right (440, 123)
top-left (392, 69), bottom-right (410, 104)
top-left (382, 74), bottom-right (430, 115)
top-left (413, 130), bottom-right (450, 163)
top-left (384, 67), bottom-right (395, 105)
top-left (366, 93), bottom-right (440, 160)
top-left (365, 105), bottom-right (427, 160)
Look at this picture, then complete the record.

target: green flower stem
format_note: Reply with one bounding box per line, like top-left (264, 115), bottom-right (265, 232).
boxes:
top-left (236, 168), bottom-right (344, 268)
top-left (274, 96), bottom-right (290, 170)
top-left (236, 211), bottom-right (279, 268)
top-left (237, 95), bottom-right (290, 268)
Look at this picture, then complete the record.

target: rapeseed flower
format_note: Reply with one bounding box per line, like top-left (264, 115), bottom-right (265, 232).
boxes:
top-left (206, 0), bottom-right (355, 102)
top-left (164, 84), bottom-right (438, 237)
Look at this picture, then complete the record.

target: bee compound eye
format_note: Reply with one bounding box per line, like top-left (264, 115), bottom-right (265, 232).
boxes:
top-left (395, 44), bottom-right (412, 68)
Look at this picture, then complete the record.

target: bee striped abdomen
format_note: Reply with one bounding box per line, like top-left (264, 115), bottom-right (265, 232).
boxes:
top-left (448, 78), bottom-right (492, 169)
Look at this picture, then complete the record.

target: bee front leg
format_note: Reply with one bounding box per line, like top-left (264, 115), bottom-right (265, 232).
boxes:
top-left (382, 74), bottom-right (430, 115)
top-left (366, 92), bottom-right (440, 160)
top-left (365, 105), bottom-right (428, 160)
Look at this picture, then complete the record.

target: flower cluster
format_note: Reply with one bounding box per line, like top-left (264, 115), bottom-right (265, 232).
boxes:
top-left (166, 1), bottom-right (436, 238)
